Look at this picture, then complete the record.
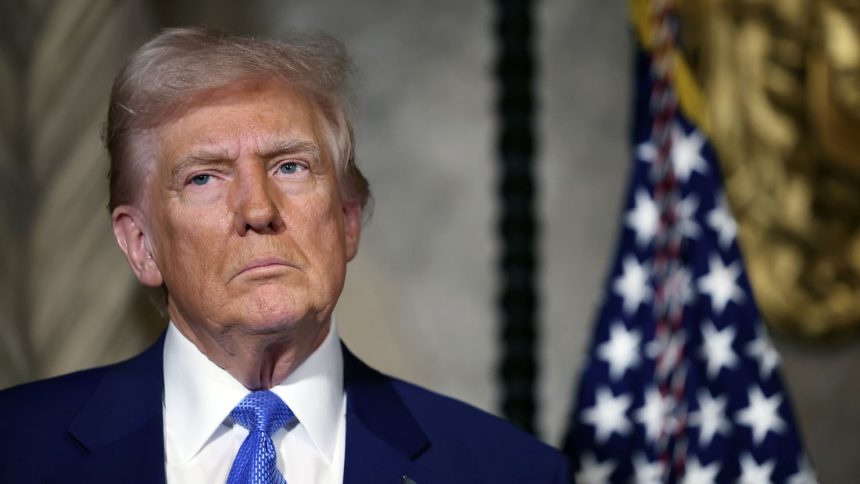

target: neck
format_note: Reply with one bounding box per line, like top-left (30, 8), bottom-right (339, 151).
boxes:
top-left (170, 313), bottom-right (331, 390)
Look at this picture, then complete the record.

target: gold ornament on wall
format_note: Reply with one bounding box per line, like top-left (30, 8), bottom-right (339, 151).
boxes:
top-left (676, 0), bottom-right (860, 337)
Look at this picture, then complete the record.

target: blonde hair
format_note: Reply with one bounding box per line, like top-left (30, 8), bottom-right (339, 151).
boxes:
top-left (105, 27), bottom-right (370, 212)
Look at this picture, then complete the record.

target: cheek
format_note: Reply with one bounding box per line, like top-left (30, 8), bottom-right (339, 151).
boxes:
top-left (157, 211), bottom-right (230, 287)
top-left (286, 184), bottom-right (338, 226)
top-left (301, 194), bottom-right (346, 248)
top-left (288, 193), bottom-right (348, 283)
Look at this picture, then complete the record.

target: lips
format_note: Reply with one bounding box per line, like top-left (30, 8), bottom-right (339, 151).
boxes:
top-left (233, 256), bottom-right (294, 279)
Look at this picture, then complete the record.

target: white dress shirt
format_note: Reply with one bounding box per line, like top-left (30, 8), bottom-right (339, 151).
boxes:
top-left (163, 321), bottom-right (346, 484)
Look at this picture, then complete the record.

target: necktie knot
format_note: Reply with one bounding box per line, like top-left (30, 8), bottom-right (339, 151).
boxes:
top-left (231, 390), bottom-right (296, 436)
top-left (227, 390), bottom-right (295, 484)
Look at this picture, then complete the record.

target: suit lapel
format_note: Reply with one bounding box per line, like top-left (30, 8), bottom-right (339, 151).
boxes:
top-left (48, 335), bottom-right (429, 482)
top-left (63, 333), bottom-right (167, 483)
top-left (342, 345), bottom-right (431, 484)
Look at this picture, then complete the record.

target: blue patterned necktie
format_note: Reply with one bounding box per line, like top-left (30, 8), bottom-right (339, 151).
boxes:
top-left (227, 390), bottom-right (296, 484)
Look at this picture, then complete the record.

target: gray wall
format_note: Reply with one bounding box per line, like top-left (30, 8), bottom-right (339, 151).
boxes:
top-left (0, 1), bottom-right (857, 482)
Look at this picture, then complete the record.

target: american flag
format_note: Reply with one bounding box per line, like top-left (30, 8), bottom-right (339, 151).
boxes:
top-left (562, 5), bottom-right (816, 483)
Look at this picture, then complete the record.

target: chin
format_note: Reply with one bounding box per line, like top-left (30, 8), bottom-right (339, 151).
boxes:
top-left (232, 307), bottom-right (305, 335)
top-left (231, 287), bottom-right (324, 335)
top-left (235, 318), bottom-right (301, 336)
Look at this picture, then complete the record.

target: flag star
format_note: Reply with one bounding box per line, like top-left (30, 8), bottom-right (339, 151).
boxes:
top-left (736, 386), bottom-right (787, 445)
top-left (597, 322), bottom-right (642, 380)
top-left (788, 455), bottom-right (819, 484)
top-left (669, 123), bottom-right (709, 182)
top-left (576, 453), bottom-right (615, 484)
top-left (746, 327), bottom-right (780, 380)
top-left (678, 194), bottom-right (701, 239)
top-left (688, 389), bottom-right (731, 447)
top-left (632, 453), bottom-right (664, 484)
top-left (697, 254), bottom-right (744, 315)
top-left (700, 320), bottom-right (738, 379)
top-left (738, 453), bottom-right (775, 484)
top-left (626, 189), bottom-right (659, 247)
top-left (612, 255), bottom-right (653, 315)
top-left (581, 387), bottom-right (633, 444)
top-left (634, 387), bottom-right (670, 443)
top-left (707, 193), bottom-right (737, 249)
top-left (681, 456), bottom-right (721, 484)
top-left (636, 123), bottom-right (708, 182)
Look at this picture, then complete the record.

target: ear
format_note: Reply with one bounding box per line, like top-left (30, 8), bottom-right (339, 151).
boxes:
top-left (112, 205), bottom-right (164, 287)
top-left (343, 201), bottom-right (362, 262)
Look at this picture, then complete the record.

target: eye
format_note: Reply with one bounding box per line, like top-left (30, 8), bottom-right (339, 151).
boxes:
top-left (277, 162), bottom-right (304, 175)
top-left (190, 174), bottom-right (211, 186)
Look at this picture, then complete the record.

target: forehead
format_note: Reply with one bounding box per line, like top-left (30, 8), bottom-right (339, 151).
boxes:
top-left (154, 80), bottom-right (324, 159)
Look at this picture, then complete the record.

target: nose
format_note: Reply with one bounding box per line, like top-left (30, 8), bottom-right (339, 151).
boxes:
top-left (231, 164), bottom-right (284, 235)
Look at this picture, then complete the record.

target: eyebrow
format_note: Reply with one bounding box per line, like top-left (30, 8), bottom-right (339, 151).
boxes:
top-left (170, 149), bottom-right (233, 180)
top-left (169, 140), bottom-right (322, 180)
top-left (260, 140), bottom-right (321, 164)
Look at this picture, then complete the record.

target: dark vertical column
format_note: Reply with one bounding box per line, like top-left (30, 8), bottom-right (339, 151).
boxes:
top-left (494, 0), bottom-right (539, 435)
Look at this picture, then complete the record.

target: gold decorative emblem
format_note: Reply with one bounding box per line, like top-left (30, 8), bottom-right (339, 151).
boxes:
top-left (676, 0), bottom-right (860, 336)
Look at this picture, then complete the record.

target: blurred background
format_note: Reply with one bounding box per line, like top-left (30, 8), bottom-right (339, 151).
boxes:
top-left (0, 1), bottom-right (858, 482)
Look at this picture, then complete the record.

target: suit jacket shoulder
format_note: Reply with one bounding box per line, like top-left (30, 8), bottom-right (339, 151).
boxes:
top-left (0, 335), bottom-right (166, 484)
top-left (342, 345), bottom-right (569, 483)
top-left (395, 377), bottom-right (568, 481)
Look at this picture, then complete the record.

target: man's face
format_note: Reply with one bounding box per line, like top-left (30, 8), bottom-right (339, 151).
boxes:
top-left (121, 81), bottom-right (360, 337)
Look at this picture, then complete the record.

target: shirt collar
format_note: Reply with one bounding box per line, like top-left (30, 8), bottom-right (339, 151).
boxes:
top-left (163, 320), bottom-right (344, 463)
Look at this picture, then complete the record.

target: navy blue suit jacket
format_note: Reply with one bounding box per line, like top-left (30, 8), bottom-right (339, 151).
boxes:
top-left (0, 334), bottom-right (568, 483)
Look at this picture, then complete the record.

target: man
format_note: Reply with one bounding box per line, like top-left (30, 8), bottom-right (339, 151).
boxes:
top-left (0, 28), bottom-right (568, 483)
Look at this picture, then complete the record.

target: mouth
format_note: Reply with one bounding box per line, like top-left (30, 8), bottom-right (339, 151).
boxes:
top-left (233, 257), bottom-right (295, 280)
